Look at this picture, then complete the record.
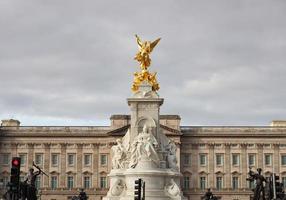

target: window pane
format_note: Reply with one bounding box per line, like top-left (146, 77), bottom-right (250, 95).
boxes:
top-left (35, 154), bottom-right (43, 165)
top-left (19, 154), bottom-right (27, 166)
top-left (84, 154), bottom-right (91, 166)
top-left (100, 177), bottom-right (107, 188)
top-left (200, 177), bottom-right (206, 190)
top-left (200, 154), bottom-right (206, 166)
top-left (51, 176), bottom-right (58, 190)
top-left (1, 154), bottom-right (10, 165)
top-left (216, 177), bottom-right (222, 190)
top-left (51, 154), bottom-right (59, 166)
top-left (183, 154), bottom-right (191, 166)
top-left (183, 176), bottom-right (190, 189)
top-left (232, 154), bottom-right (240, 166)
top-left (100, 155), bottom-right (107, 166)
top-left (232, 177), bottom-right (239, 189)
top-left (216, 154), bottom-right (223, 166)
top-left (248, 154), bottom-right (255, 166)
top-left (68, 154), bottom-right (75, 166)
top-left (35, 176), bottom-right (41, 189)
top-left (67, 176), bottom-right (74, 189)
top-left (281, 155), bottom-right (286, 165)
top-left (265, 154), bottom-right (272, 166)
top-left (84, 177), bottom-right (90, 189)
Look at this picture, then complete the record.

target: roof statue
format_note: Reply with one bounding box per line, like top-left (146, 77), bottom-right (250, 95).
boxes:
top-left (132, 35), bottom-right (161, 92)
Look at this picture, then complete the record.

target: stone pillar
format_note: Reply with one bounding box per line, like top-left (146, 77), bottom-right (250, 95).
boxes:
top-left (93, 143), bottom-right (99, 189)
top-left (127, 98), bottom-right (163, 142)
top-left (27, 143), bottom-right (34, 167)
top-left (240, 143), bottom-right (247, 189)
top-left (224, 143), bottom-right (231, 190)
top-left (43, 143), bottom-right (51, 188)
top-left (257, 144), bottom-right (263, 168)
top-left (273, 144), bottom-right (280, 173)
top-left (208, 143), bottom-right (215, 189)
top-left (11, 143), bottom-right (18, 158)
top-left (76, 144), bottom-right (83, 188)
top-left (192, 144), bottom-right (199, 190)
top-left (60, 143), bottom-right (67, 189)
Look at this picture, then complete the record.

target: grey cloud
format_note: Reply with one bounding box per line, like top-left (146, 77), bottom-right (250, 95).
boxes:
top-left (0, 0), bottom-right (286, 125)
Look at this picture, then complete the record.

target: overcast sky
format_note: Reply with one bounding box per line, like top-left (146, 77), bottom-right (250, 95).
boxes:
top-left (0, 0), bottom-right (285, 126)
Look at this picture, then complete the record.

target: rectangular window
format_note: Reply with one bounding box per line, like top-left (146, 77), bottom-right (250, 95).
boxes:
top-left (199, 154), bottom-right (207, 166)
top-left (183, 176), bottom-right (190, 189)
top-left (248, 154), bottom-right (255, 166)
top-left (100, 154), bottom-right (107, 166)
top-left (216, 154), bottom-right (223, 166)
top-left (67, 176), bottom-right (74, 189)
top-left (19, 154), bottom-right (27, 166)
top-left (281, 155), bottom-right (286, 166)
top-left (51, 176), bottom-right (58, 190)
top-left (232, 177), bottom-right (239, 189)
top-left (232, 154), bottom-right (240, 166)
top-left (282, 177), bottom-right (286, 188)
top-left (100, 177), bottom-right (107, 188)
top-left (0, 153), bottom-right (10, 165)
top-left (249, 180), bottom-right (256, 189)
top-left (216, 177), bottom-right (222, 190)
top-left (200, 177), bottom-right (206, 190)
top-left (183, 154), bottom-right (191, 166)
top-left (35, 176), bottom-right (41, 189)
top-left (84, 176), bottom-right (91, 189)
top-left (51, 154), bottom-right (59, 166)
top-left (35, 153), bottom-right (43, 165)
top-left (84, 154), bottom-right (91, 166)
top-left (265, 154), bottom-right (272, 166)
top-left (68, 154), bottom-right (75, 166)
top-left (0, 176), bottom-right (9, 189)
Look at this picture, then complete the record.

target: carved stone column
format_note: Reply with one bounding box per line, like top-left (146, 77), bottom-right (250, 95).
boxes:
top-left (27, 143), bottom-right (35, 167)
top-left (208, 143), bottom-right (215, 189)
top-left (76, 143), bottom-right (83, 188)
top-left (257, 144), bottom-right (263, 168)
top-left (273, 144), bottom-right (280, 173)
top-left (224, 143), bottom-right (231, 190)
top-left (60, 143), bottom-right (67, 189)
top-left (10, 143), bottom-right (18, 158)
top-left (43, 143), bottom-right (51, 188)
top-left (192, 143), bottom-right (199, 190)
top-left (240, 143), bottom-right (247, 189)
top-left (93, 143), bottom-right (100, 189)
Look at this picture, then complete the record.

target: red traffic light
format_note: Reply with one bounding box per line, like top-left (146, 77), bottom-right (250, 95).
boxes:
top-left (12, 157), bottom-right (21, 166)
top-left (12, 159), bottom-right (19, 166)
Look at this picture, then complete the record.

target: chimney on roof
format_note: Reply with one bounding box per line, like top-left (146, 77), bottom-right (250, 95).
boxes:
top-left (1, 119), bottom-right (21, 127)
top-left (271, 120), bottom-right (286, 127)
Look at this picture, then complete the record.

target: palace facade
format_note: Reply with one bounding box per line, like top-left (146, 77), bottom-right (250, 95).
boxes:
top-left (1, 118), bottom-right (286, 200)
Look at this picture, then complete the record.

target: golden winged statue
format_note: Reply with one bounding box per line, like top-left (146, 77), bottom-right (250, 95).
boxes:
top-left (135, 34), bottom-right (161, 71)
top-left (132, 35), bottom-right (161, 92)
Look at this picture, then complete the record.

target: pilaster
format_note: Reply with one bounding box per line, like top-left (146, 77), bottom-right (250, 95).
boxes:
top-left (208, 143), bottom-right (215, 189)
top-left (93, 143), bottom-right (100, 188)
top-left (76, 143), bottom-right (83, 188)
top-left (43, 143), bottom-right (51, 188)
top-left (224, 143), bottom-right (231, 190)
top-left (60, 143), bottom-right (67, 188)
top-left (240, 143), bottom-right (247, 189)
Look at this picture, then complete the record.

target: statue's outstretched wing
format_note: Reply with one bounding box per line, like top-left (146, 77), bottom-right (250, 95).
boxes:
top-left (135, 34), bottom-right (143, 48)
top-left (150, 38), bottom-right (161, 52)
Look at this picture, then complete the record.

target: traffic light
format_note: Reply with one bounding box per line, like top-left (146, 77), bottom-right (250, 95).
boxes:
top-left (134, 178), bottom-right (142, 200)
top-left (10, 157), bottom-right (21, 191)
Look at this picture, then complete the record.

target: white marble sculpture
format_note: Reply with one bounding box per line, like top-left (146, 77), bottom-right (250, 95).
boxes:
top-left (129, 124), bottom-right (160, 168)
top-left (164, 179), bottom-right (181, 198)
top-left (109, 179), bottom-right (126, 196)
top-left (112, 139), bottom-right (126, 169)
top-left (165, 140), bottom-right (179, 170)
